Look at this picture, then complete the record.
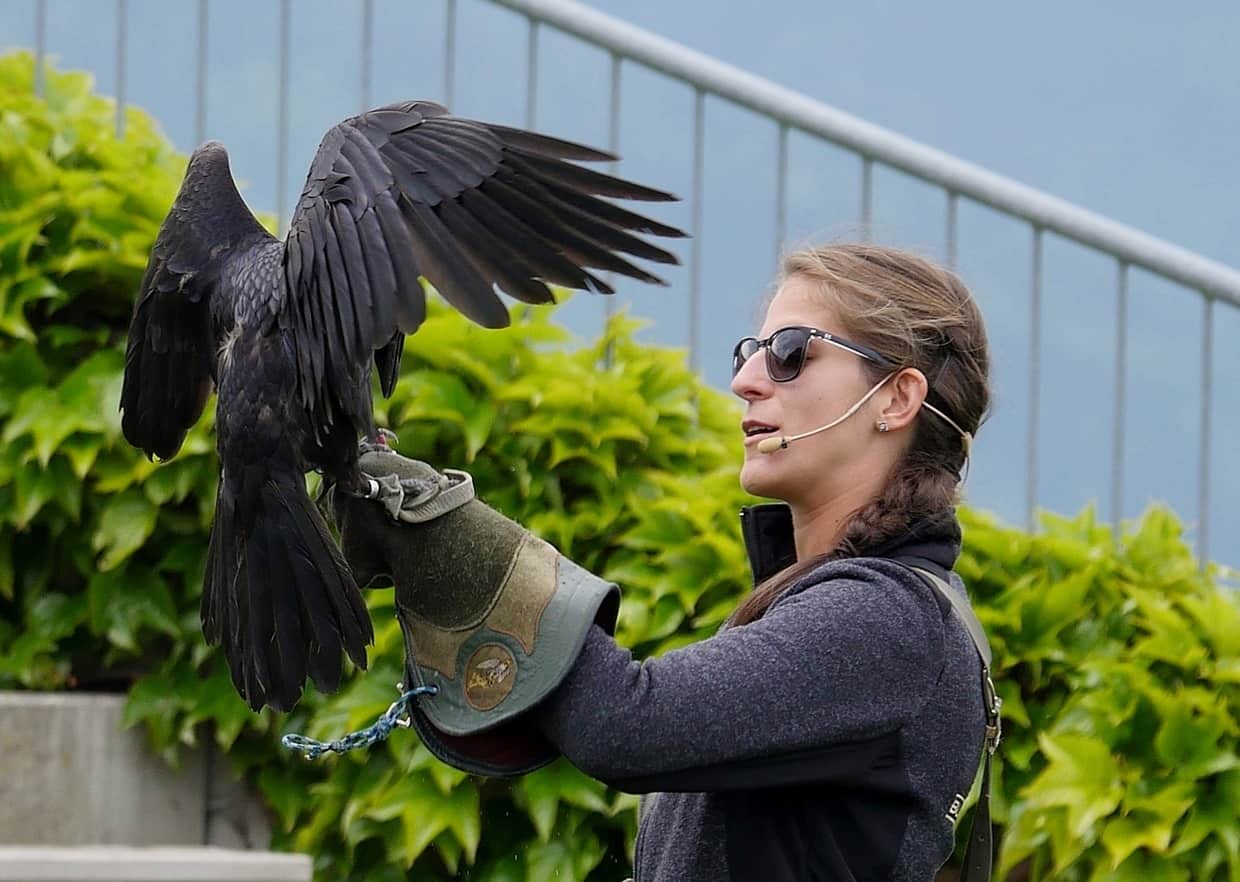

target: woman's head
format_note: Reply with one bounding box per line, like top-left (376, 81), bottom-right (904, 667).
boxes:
top-left (730, 242), bottom-right (991, 557)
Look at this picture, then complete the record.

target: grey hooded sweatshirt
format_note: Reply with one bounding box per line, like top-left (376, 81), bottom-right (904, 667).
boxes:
top-left (533, 504), bottom-right (987, 882)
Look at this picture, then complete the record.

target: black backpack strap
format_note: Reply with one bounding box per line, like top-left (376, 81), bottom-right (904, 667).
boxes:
top-left (903, 564), bottom-right (1002, 882)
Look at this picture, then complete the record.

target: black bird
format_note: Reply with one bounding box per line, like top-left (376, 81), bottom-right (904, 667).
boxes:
top-left (119, 100), bottom-right (686, 712)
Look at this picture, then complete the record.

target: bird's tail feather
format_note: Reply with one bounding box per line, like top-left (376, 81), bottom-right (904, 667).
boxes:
top-left (203, 466), bottom-right (373, 712)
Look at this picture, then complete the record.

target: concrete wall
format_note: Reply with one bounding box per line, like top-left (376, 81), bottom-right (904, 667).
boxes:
top-left (0, 693), bottom-right (269, 849)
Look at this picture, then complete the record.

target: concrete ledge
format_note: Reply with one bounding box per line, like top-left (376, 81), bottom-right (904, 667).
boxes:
top-left (0, 847), bottom-right (312, 882)
top-left (0, 692), bottom-right (270, 848)
top-left (0, 693), bottom-right (203, 846)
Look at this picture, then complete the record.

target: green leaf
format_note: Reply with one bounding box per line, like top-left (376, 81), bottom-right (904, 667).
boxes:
top-left (461, 398), bottom-right (496, 462)
top-left (1170, 770), bottom-right (1240, 855)
top-left (523, 811), bottom-right (607, 882)
top-left (183, 666), bottom-right (257, 750)
top-left (433, 829), bottom-right (463, 875)
top-left (92, 488), bottom-right (158, 570)
top-left (0, 533), bottom-right (11, 600)
top-left (1092, 850), bottom-right (1191, 882)
top-left (1178, 591), bottom-right (1240, 658)
top-left (87, 566), bottom-right (180, 652)
top-left (259, 765), bottom-right (311, 833)
top-left (1024, 732), bottom-right (1124, 841)
top-left (1152, 695), bottom-right (1231, 772)
top-left (515, 759), bottom-right (612, 843)
top-left (365, 773), bottom-right (479, 867)
top-left (121, 669), bottom-right (183, 756)
top-left (13, 456), bottom-right (81, 526)
top-left (1102, 814), bottom-right (1176, 868)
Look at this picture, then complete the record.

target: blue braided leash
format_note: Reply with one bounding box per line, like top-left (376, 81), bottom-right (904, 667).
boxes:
top-left (281, 685), bottom-right (438, 760)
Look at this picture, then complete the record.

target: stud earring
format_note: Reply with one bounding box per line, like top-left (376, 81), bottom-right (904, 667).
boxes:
top-left (876, 420), bottom-right (890, 433)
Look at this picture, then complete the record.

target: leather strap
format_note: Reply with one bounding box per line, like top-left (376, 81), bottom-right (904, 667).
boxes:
top-left (961, 749), bottom-right (994, 882)
top-left (906, 565), bottom-right (1001, 882)
top-left (395, 468), bottom-right (475, 523)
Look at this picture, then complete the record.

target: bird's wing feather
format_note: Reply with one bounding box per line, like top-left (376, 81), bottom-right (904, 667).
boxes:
top-left (280, 99), bottom-right (686, 432)
top-left (120, 146), bottom-right (271, 460)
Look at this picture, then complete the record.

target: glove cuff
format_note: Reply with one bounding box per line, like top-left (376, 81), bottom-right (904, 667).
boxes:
top-left (402, 532), bottom-right (619, 776)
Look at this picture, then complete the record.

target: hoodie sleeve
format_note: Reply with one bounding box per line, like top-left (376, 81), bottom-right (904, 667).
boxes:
top-left (531, 558), bottom-right (949, 792)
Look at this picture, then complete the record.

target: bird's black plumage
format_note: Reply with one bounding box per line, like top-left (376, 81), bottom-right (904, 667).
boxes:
top-left (119, 100), bottom-right (686, 712)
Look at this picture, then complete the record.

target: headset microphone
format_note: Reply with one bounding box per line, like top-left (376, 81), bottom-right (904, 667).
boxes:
top-left (756, 372), bottom-right (896, 454)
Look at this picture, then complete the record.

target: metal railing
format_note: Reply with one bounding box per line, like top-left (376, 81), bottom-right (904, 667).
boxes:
top-left (485, 0), bottom-right (1238, 563)
top-left (25, 0), bottom-right (1237, 561)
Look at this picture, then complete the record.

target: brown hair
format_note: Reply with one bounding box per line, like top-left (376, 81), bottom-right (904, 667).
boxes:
top-left (728, 243), bottom-right (992, 628)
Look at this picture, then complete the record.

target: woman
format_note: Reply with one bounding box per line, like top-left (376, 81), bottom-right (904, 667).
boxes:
top-left (527, 243), bottom-right (994, 882)
top-left (325, 241), bottom-right (996, 881)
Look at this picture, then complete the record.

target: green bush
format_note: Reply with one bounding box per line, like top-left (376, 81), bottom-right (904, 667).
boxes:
top-left (961, 506), bottom-right (1240, 882)
top-left (1, 50), bottom-right (1237, 882)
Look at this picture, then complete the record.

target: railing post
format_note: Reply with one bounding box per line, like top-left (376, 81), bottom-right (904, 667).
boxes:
top-left (195, 0), bottom-right (209, 145)
top-left (603, 51), bottom-right (622, 337)
top-left (34, 0), bottom-right (46, 97)
top-left (361, 0), bottom-right (373, 111)
top-left (275, 0), bottom-right (290, 233)
top-left (444, 0), bottom-right (457, 108)
top-left (1111, 261), bottom-right (1129, 536)
top-left (689, 88), bottom-right (705, 376)
top-left (115, 0), bottom-right (127, 138)
top-left (1199, 295), bottom-right (1214, 564)
top-left (775, 123), bottom-right (788, 268)
top-left (525, 18), bottom-right (539, 127)
top-left (1026, 226), bottom-right (1044, 531)
top-left (860, 156), bottom-right (873, 240)
top-left (945, 191), bottom-right (958, 268)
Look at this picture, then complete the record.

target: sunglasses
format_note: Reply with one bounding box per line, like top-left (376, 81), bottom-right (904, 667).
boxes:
top-left (732, 325), bottom-right (894, 383)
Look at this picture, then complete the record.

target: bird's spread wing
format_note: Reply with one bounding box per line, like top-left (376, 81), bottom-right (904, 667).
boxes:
top-left (120, 146), bottom-right (272, 460)
top-left (281, 99), bottom-right (686, 428)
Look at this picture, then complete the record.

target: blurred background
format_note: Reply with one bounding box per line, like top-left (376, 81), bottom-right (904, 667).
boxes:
top-left (2, 0), bottom-right (1237, 561)
top-left (2, 3), bottom-right (1239, 881)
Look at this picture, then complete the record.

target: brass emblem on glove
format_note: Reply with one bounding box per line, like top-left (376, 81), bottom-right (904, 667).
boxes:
top-left (464, 644), bottom-right (518, 710)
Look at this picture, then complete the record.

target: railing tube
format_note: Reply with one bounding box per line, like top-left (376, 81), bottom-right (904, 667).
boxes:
top-left (490, 0), bottom-right (1240, 306)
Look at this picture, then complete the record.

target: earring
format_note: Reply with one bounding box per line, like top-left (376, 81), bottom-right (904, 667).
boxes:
top-left (876, 420), bottom-right (889, 433)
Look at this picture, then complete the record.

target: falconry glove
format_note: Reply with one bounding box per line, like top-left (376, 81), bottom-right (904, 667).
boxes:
top-left (325, 444), bottom-right (620, 777)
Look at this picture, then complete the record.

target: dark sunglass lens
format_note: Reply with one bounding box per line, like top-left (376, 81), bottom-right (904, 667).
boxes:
top-left (732, 338), bottom-right (760, 377)
top-left (768, 328), bottom-right (809, 381)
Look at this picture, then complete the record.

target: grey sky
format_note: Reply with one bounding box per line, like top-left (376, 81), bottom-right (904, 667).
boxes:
top-left (2, 0), bottom-right (1236, 563)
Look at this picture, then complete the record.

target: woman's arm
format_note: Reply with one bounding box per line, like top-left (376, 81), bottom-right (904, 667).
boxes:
top-left (532, 558), bottom-right (947, 790)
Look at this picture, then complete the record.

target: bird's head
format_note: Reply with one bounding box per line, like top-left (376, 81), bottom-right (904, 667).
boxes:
top-left (183, 142), bottom-right (238, 190)
top-left (188, 140), bottom-right (231, 172)
top-left (167, 140), bottom-right (266, 243)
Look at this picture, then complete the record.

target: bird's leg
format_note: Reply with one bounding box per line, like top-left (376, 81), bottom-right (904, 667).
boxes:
top-left (352, 429), bottom-right (448, 522)
top-left (358, 427), bottom-right (399, 456)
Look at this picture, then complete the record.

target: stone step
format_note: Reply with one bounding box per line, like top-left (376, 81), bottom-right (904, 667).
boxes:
top-left (0, 693), bottom-right (268, 848)
top-left (0, 847), bottom-right (311, 882)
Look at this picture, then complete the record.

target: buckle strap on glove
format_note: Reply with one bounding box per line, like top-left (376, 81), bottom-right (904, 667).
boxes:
top-left (325, 445), bottom-right (620, 777)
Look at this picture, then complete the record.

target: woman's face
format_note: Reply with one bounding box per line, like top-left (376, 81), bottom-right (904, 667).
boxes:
top-left (730, 275), bottom-right (889, 505)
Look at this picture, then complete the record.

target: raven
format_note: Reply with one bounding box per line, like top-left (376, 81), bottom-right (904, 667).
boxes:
top-left (119, 100), bottom-right (685, 712)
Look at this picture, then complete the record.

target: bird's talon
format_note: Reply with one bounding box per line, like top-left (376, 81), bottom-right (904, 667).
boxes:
top-left (400, 477), bottom-right (439, 500)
